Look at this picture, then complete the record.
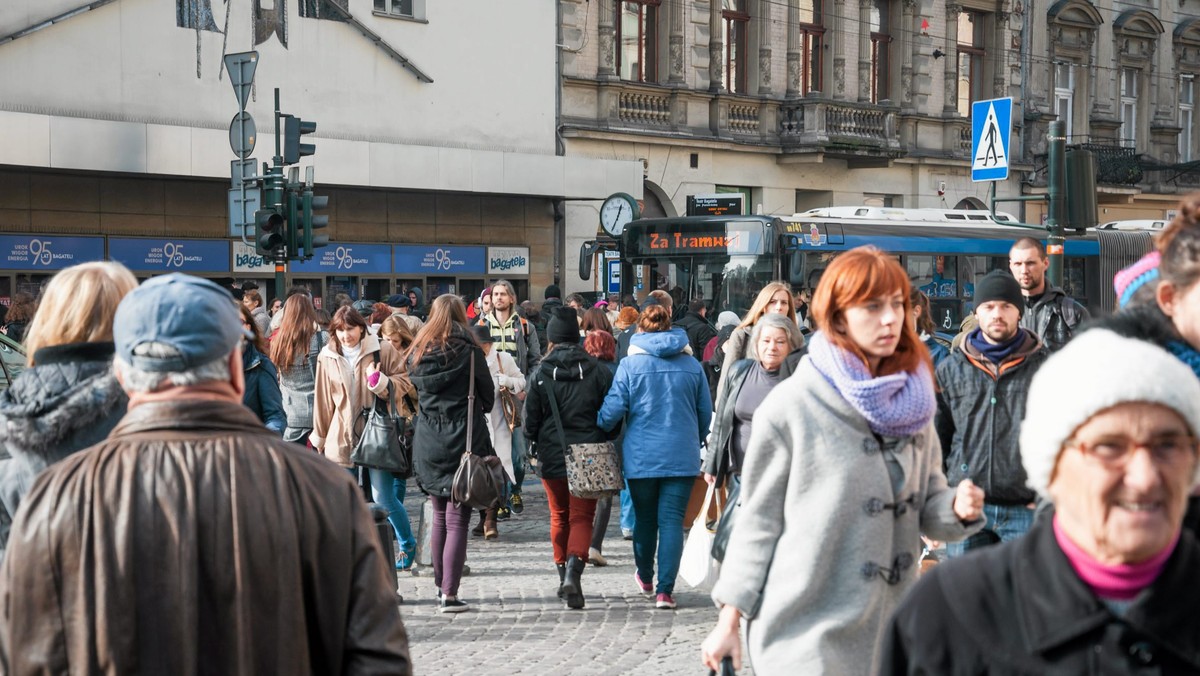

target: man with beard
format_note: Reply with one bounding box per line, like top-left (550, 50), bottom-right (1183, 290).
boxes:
top-left (1009, 237), bottom-right (1089, 351)
top-left (935, 270), bottom-right (1049, 557)
top-left (481, 279), bottom-right (542, 519)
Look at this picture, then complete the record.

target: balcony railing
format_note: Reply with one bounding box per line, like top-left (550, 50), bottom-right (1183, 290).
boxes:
top-left (779, 98), bottom-right (900, 158)
top-left (1074, 142), bottom-right (1143, 186)
top-left (618, 91), bottom-right (671, 126)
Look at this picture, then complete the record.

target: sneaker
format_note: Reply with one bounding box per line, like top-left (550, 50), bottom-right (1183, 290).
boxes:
top-left (589, 547), bottom-right (608, 567)
top-left (622, 528), bottom-right (634, 540)
top-left (496, 506), bottom-right (511, 521)
top-left (395, 551), bottom-right (412, 571)
top-left (510, 494), bottom-right (524, 514)
top-left (438, 595), bottom-right (469, 613)
top-left (634, 572), bottom-right (653, 596)
top-left (655, 593), bottom-right (676, 610)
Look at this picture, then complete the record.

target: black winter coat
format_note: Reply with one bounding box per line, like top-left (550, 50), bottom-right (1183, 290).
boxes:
top-left (241, 342), bottom-right (285, 435)
top-left (524, 343), bottom-right (614, 481)
top-left (0, 342), bottom-right (128, 562)
top-left (1019, 286), bottom-right (1089, 352)
top-left (406, 329), bottom-right (494, 497)
top-left (674, 312), bottom-right (717, 360)
top-left (702, 349), bottom-right (805, 486)
top-left (935, 330), bottom-right (1048, 505)
top-left (879, 511), bottom-right (1200, 675)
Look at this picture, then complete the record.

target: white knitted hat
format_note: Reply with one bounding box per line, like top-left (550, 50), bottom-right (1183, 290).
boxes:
top-left (1020, 329), bottom-right (1200, 498)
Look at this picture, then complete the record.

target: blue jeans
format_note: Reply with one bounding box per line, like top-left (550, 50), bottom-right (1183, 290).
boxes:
top-left (619, 483), bottom-right (635, 532)
top-left (626, 476), bottom-right (693, 595)
top-left (944, 502), bottom-right (1033, 558)
top-left (368, 469), bottom-right (416, 553)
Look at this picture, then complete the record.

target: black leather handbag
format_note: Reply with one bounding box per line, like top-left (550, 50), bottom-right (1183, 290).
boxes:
top-left (350, 354), bottom-right (412, 477)
top-left (710, 479), bottom-right (740, 563)
top-left (451, 353), bottom-right (506, 509)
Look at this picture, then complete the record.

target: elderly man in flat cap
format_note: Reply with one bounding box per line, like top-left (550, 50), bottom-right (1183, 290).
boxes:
top-left (0, 273), bottom-right (410, 675)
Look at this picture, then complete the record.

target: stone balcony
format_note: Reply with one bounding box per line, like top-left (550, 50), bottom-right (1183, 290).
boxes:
top-left (561, 78), bottom-right (968, 167)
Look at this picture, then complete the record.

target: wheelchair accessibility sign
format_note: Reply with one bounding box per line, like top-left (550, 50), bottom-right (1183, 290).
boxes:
top-left (971, 97), bottom-right (1012, 182)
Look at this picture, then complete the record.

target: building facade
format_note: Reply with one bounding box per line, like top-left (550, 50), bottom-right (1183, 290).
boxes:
top-left (558, 0), bottom-right (1200, 296)
top-left (0, 0), bottom-right (641, 305)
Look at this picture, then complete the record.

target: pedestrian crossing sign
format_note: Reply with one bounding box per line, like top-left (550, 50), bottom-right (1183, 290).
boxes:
top-left (971, 97), bottom-right (1012, 182)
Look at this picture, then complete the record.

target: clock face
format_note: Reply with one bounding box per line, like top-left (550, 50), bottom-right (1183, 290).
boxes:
top-left (600, 194), bottom-right (637, 237)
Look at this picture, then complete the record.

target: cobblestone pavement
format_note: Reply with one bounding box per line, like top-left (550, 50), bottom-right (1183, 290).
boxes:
top-left (395, 480), bottom-right (752, 675)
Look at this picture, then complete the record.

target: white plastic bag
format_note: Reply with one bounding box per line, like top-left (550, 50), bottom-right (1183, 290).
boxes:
top-left (680, 483), bottom-right (722, 589)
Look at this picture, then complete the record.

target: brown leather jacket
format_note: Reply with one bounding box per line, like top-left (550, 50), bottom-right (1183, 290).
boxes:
top-left (0, 399), bottom-right (411, 675)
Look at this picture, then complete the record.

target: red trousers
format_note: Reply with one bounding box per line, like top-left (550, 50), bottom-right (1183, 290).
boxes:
top-left (542, 478), bottom-right (597, 563)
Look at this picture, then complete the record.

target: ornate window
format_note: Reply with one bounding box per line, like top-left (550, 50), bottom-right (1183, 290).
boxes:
top-left (722, 0), bottom-right (750, 94)
top-left (869, 0), bottom-right (892, 103)
top-left (618, 1), bottom-right (660, 83)
top-left (1182, 76), bottom-right (1194, 162)
top-left (1054, 63), bottom-right (1075, 138)
top-left (955, 10), bottom-right (986, 116)
top-left (798, 0), bottom-right (825, 94)
top-left (1120, 67), bottom-right (1138, 148)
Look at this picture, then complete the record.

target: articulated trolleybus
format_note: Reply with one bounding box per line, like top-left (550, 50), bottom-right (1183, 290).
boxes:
top-left (581, 207), bottom-right (1153, 331)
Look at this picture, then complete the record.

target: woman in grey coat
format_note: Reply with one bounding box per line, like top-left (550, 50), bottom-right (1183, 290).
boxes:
top-left (269, 293), bottom-right (328, 444)
top-left (701, 247), bottom-right (985, 675)
top-left (0, 262), bottom-right (137, 562)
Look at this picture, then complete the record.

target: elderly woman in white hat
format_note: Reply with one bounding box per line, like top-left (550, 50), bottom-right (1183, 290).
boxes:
top-left (880, 329), bottom-right (1200, 673)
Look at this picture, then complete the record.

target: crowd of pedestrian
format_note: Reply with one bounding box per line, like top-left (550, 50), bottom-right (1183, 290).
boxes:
top-left (2, 193), bottom-right (1200, 673)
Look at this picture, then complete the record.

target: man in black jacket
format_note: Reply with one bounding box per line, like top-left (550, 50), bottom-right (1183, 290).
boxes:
top-left (1010, 236), bottom-right (1089, 351)
top-left (674, 299), bottom-right (717, 360)
top-left (935, 270), bottom-right (1048, 557)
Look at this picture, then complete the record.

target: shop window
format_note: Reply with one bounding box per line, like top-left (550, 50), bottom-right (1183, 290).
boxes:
top-left (618, 0), bottom-right (660, 83)
top-left (722, 0), bottom-right (750, 94)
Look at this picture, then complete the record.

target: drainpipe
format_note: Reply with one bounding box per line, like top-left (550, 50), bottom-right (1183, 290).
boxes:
top-left (554, 0), bottom-right (566, 286)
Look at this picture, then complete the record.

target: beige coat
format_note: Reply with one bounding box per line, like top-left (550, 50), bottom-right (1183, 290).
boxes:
top-left (309, 333), bottom-right (412, 467)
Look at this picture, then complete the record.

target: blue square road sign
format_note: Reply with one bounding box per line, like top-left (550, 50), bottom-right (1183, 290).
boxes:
top-left (971, 97), bottom-right (1013, 182)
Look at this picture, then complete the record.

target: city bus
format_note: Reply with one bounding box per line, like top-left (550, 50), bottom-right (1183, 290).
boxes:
top-left (579, 207), bottom-right (1153, 330)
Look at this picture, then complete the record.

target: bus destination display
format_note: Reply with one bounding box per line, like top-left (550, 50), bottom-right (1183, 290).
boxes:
top-left (631, 226), bottom-right (761, 255)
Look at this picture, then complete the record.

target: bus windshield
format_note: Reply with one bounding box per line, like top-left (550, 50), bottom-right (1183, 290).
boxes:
top-left (621, 216), bottom-right (779, 316)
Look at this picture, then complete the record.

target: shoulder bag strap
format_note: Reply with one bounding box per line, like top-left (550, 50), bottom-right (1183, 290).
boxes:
top-left (543, 375), bottom-right (569, 449)
top-left (466, 349), bottom-right (475, 455)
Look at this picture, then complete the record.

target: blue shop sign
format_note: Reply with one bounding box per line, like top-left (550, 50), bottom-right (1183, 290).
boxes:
top-left (108, 238), bottom-right (231, 273)
top-left (0, 235), bottom-right (104, 271)
top-left (290, 244), bottom-right (392, 274)
top-left (394, 245), bottom-right (486, 275)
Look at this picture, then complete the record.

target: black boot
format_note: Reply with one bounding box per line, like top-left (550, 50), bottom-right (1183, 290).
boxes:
top-left (556, 563), bottom-right (566, 599)
top-left (562, 555), bottom-right (585, 609)
top-left (471, 510), bottom-right (486, 537)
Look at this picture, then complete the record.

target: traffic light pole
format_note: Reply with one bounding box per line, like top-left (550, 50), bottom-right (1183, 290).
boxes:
top-left (271, 87), bottom-right (288, 291)
top-left (1045, 120), bottom-right (1066, 289)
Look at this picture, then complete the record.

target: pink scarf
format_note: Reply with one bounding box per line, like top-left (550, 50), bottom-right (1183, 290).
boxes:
top-left (1053, 516), bottom-right (1178, 601)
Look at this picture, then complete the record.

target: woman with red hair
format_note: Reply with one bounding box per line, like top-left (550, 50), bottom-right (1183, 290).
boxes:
top-left (701, 246), bottom-right (986, 674)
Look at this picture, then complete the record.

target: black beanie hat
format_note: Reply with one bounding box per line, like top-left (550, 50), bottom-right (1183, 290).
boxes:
top-left (546, 307), bottom-right (580, 344)
top-left (545, 284), bottom-right (562, 300)
top-left (973, 270), bottom-right (1025, 316)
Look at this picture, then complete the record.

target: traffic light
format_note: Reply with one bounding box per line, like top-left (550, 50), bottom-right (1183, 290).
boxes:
top-left (283, 115), bottom-right (317, 165)
top-left (254, 208), bottom-right (285, 256)
top-left (302, 188), bottom-right (330, 259)
top-left (285, 188), bottom-right (301, 254)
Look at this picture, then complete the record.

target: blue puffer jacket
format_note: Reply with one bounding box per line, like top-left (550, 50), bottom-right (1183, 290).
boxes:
top-left (597, 328), bottom-right (712, 480)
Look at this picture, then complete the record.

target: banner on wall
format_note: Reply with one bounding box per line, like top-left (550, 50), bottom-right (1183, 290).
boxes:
top-left (0, 235), bottom-right (104, 271)
top-left (486, 246), bottom-right (530, 276)
top-left (290, 244), bottom-right (392, 274)
top-left (232, 240), bottom-right (272, 273)
top-left (394, 245), bottom-right (486, 275)
top-left (108, 238), bottom-right (231, 273)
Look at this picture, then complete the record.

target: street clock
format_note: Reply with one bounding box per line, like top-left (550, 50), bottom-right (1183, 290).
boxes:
top-left (599, 192), bottom-right (640, 237)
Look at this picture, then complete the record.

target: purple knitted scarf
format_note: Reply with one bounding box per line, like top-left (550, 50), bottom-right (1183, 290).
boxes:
top-left (806, 331), bottom-right (936, 437)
